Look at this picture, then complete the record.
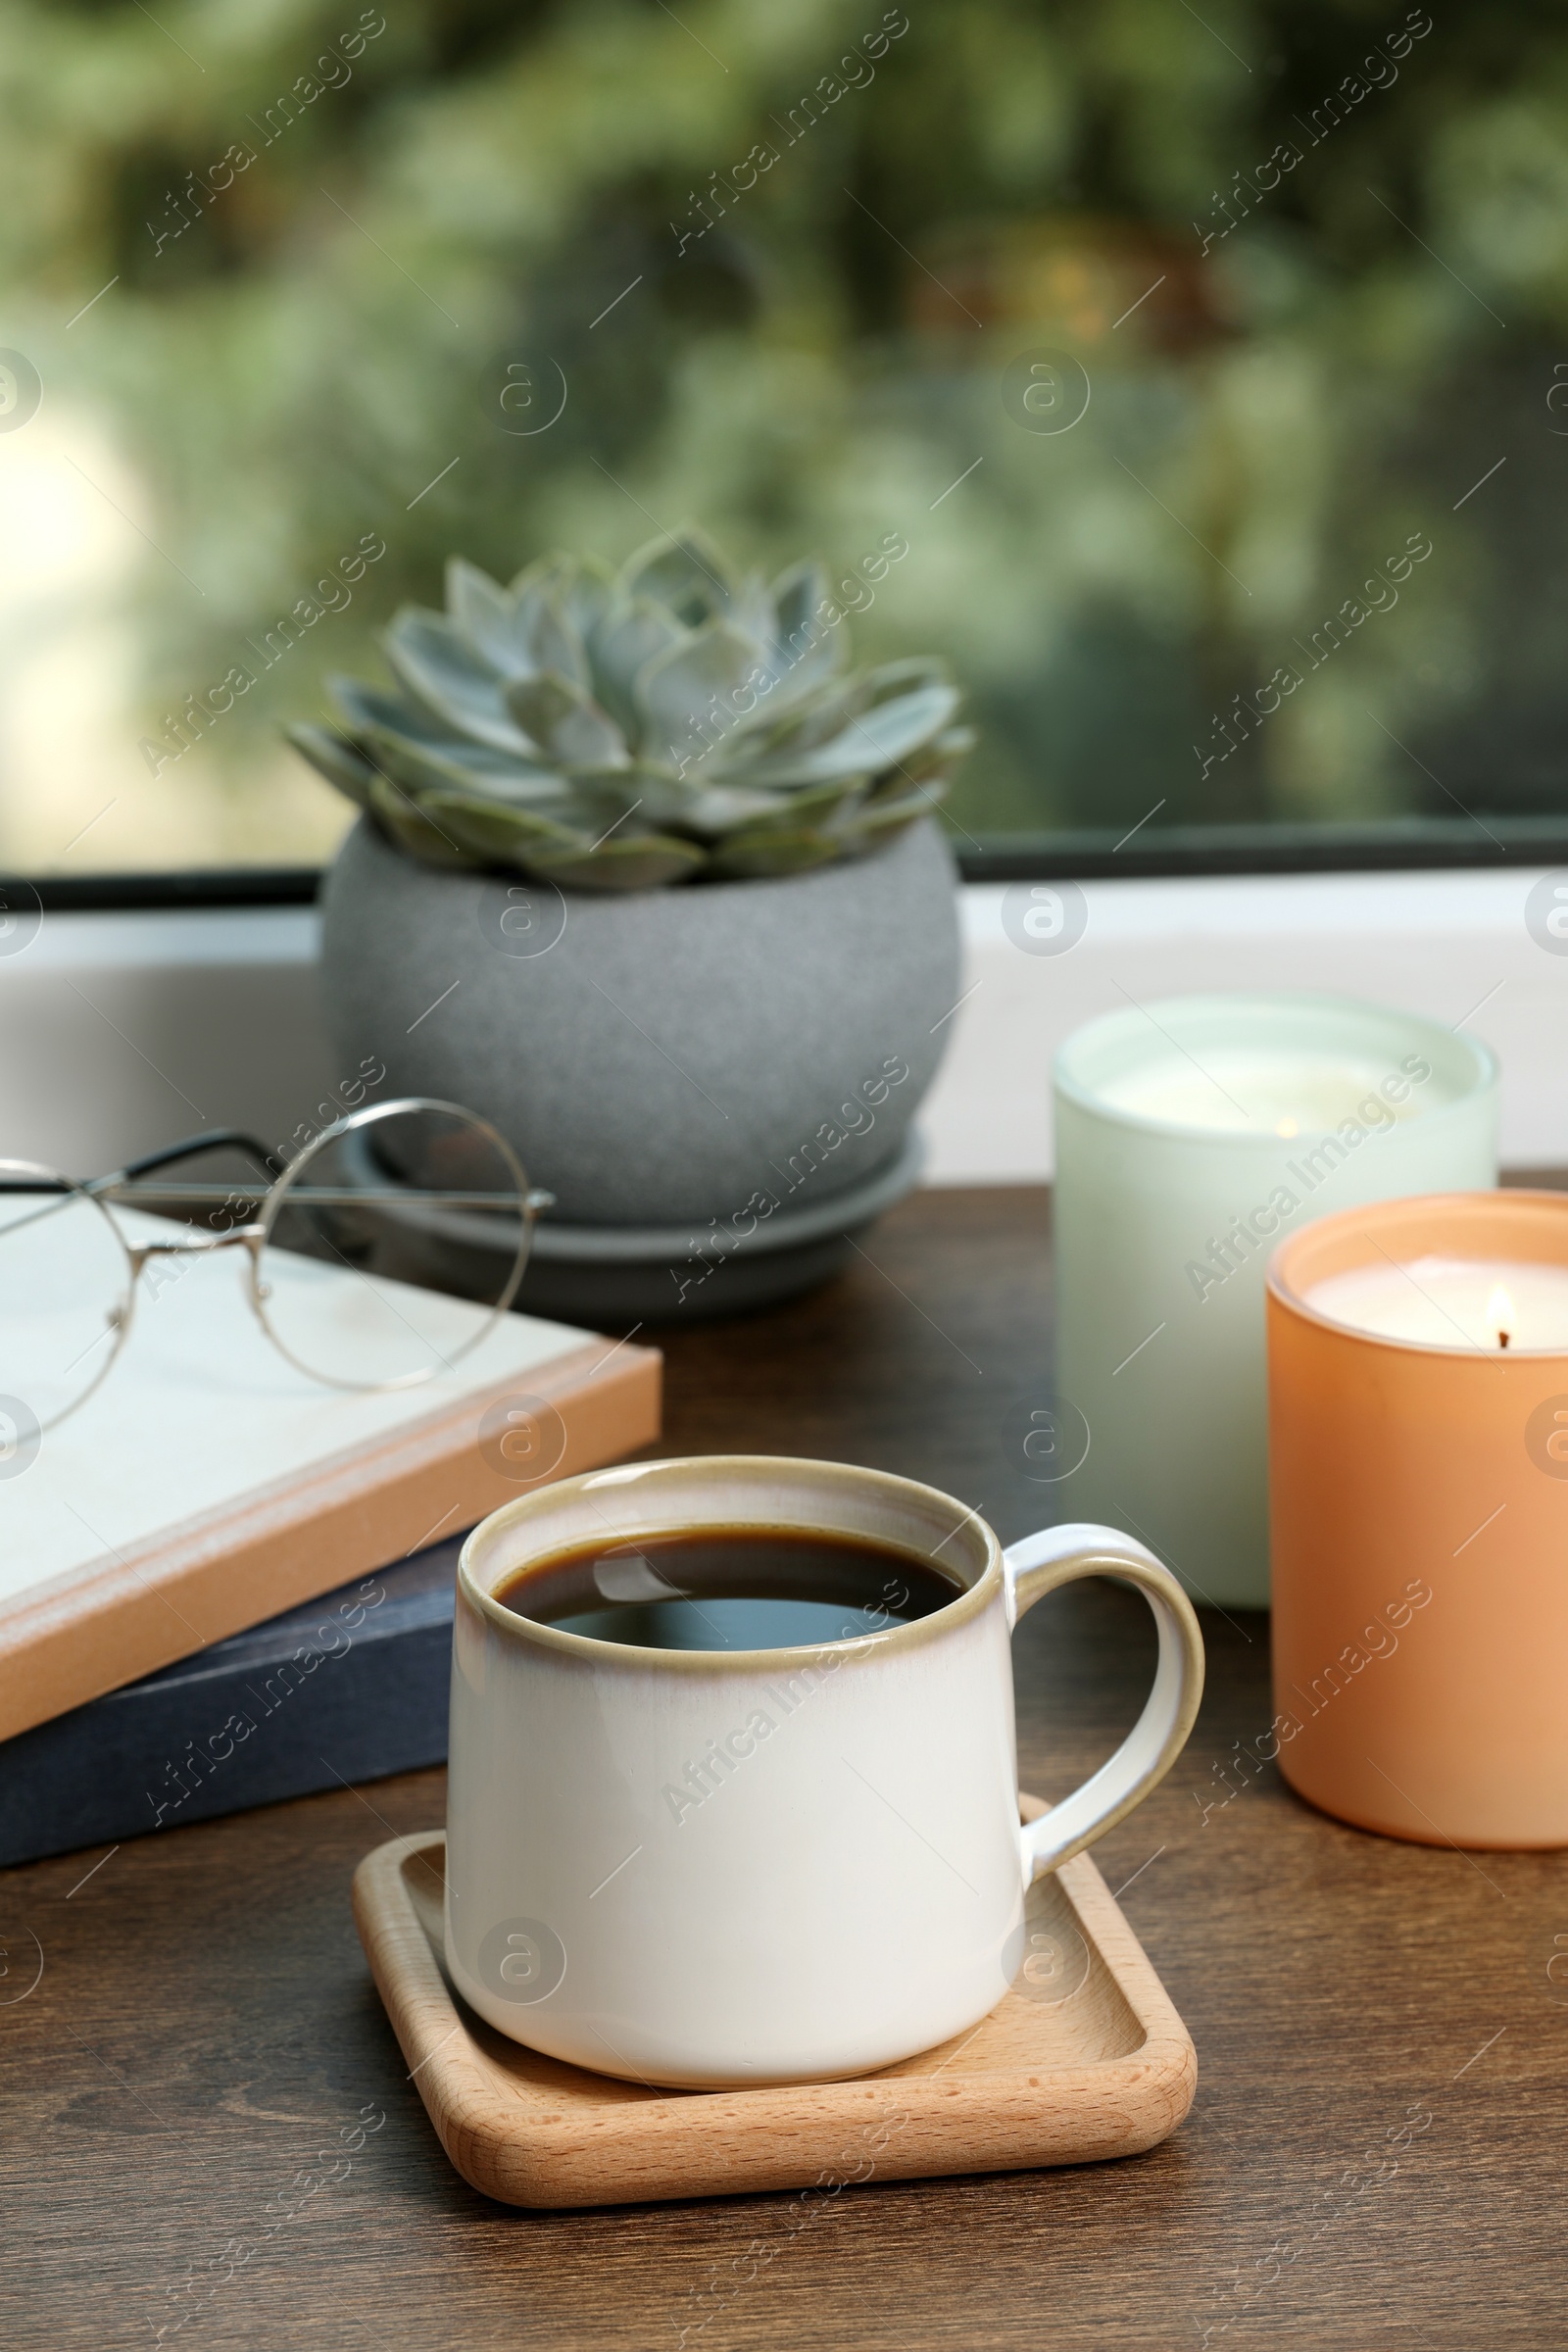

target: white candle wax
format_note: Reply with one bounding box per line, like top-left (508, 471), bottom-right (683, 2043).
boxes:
top-left (1100, 1048), bottom-right (1430, 1138)
top-left (1052, 993), bottom-right (1498, 1607)
top-left (1304, 1256), bottom-right (1568, 1351)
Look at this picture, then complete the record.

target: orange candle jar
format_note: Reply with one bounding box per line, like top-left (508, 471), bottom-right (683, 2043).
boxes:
top-left (1267, 1192), bottom-right (1568, 1848)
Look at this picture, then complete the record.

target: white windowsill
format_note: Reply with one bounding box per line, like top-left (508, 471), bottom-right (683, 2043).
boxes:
top-left (0, 869), bottom-right (1562, 1179)
top-left (921, 867), bottom-right (1567, 1180)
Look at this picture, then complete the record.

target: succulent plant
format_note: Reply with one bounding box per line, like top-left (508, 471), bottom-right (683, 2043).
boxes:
top-left (286, 528), bottom-right (971, 890)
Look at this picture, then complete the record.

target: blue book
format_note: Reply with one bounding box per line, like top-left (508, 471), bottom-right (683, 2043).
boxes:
top-left (0, 1536), bottom-right (466, 1868)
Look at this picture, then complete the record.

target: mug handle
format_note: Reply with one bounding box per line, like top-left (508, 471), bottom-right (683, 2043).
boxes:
top-left (1004, 1522), bottom-right (1205, 1883)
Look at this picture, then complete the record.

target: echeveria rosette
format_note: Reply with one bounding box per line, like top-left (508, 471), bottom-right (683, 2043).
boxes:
top-left (286, 527), bottom-right (972, 890)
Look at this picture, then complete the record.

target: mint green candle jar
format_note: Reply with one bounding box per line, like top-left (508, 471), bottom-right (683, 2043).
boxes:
top-left (1052, 993), bottom-right (1498, 1608)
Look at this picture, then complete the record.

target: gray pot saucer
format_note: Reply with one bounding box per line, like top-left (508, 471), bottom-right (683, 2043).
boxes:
top-left (338, 1123), bottom-right (924, 1327)
top-left (521, 1131), bottom-right (926, 1325)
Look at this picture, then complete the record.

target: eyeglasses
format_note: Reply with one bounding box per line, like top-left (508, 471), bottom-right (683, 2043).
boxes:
top-left (0, 1097), bottom-right (553, 1435)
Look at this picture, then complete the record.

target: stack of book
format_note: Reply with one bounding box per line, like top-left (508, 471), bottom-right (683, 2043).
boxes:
top-left (0, 1224), bottom-right (660, 1867)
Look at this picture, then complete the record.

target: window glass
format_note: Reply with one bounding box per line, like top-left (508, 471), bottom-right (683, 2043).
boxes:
top-left (0, 1), bottom-right (1557, 876)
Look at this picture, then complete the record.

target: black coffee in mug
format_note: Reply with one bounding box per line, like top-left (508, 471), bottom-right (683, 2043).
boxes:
top-left (494, 1529), bottom-right (962, 1652)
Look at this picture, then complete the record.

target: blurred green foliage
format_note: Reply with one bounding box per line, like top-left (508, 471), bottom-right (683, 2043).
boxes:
top-left (2, 0), bottom-right (1566, 866)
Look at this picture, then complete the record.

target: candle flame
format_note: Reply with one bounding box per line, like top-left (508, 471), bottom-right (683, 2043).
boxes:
top-left (1276, 1117), bottom-right (1298, 1139)
top-left (1489, 1284), bottom-right (1514, 1349)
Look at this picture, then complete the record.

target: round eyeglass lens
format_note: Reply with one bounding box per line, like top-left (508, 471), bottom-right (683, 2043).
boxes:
top-left (256, 1102), bottom-right (531, 1389)
top-left (0, 1162), bottom-right (134, 1435)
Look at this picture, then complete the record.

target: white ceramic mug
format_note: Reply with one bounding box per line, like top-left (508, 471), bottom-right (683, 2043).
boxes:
top-left (446, 1455), bottom-right (1203, 2088)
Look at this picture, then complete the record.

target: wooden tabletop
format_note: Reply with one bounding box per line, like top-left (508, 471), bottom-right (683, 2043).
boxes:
top-left (4, 1187), bottom-right (1562, 2350)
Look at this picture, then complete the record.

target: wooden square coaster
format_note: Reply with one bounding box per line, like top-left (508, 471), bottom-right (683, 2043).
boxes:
top-left (353, 1796), bottom-right (1195, 2210)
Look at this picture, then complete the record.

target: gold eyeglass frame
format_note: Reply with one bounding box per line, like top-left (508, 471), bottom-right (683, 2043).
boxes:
top-left (0, 1096), bottom-right (553, 1431)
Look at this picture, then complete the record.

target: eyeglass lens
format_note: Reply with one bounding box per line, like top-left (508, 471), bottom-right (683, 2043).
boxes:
top-left (257, 1102), bottom-right (530, 1388)
top-left (0, 1177), bottom-right (133, 1437)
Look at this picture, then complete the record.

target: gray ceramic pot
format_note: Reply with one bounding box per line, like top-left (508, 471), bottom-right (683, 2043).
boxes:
top-left (318, 815), bottom-right (961, 1228)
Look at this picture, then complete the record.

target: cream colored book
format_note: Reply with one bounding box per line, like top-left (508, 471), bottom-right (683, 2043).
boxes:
top-left (0, 1205), bottom-right (660, 1741)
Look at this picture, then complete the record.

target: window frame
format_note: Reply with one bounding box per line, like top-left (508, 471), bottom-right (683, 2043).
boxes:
top-left (22, 820), bottom-right (1568, 911)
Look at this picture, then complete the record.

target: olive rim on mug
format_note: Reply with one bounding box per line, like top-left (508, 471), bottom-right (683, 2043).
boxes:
top-left (463, 1456), bottom-right (1008, 1673)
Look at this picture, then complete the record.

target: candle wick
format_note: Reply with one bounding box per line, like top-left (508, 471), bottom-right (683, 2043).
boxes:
top-left (1498, 1331), bottom-right (1510, 1350)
